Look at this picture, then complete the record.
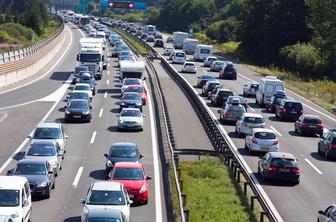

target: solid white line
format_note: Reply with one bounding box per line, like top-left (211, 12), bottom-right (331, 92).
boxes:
top-left (305, 158), bottom-right (323, 175)
top-left (72, 167), bottom-right (84, 188)
top-left (145, 82), bottom-right (163, 222)
top-left (106, 80), bottom-right (109, 85)
top-left (270, 125), bottom-right (282, 137)
top-left (99, 108), bottom-right (104, 118)
top-left (104, 91), bottom-right (108, 98)
top-left (90, 131), bottom-right (97, 144)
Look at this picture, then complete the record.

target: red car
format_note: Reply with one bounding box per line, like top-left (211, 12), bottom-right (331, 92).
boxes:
top-left (109, 162), bottom-right (151, 204)
top-left (124, 85), bottom-right (148, 105)
top-left (294, 114), bottom-right (323, 136)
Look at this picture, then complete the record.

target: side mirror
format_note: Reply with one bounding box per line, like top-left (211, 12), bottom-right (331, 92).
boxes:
top-left (243, 84), bottom-right (247, 87)
top-left (80, 198), bottom-right (85, 204)
top-left (90, 106), bottom-right (92, 109)
top-left (27, 135), bottom-right (32, 139)
top-left (48, 171), bottom-right (54, 174)
top-left (318, 210), bottom-right (325, 215)
top-left (64, 105), bottom-right (67, 109)
top-left (66, 95), bottom-right (69, 99)
top-left (23, 199), bottom-right (30, 207)
top-left (146, 176), bottom-right (152, 180)
top-left (116, 114), bottom-right (120, 117)
top-left (76, 54), bottom-right (79, 61)
top-left (140, 154), bottom-right (144, 159)
top-left (104, 154), bottom-right (108, 158)
top-left (143, 77), bottom-right (146, 81)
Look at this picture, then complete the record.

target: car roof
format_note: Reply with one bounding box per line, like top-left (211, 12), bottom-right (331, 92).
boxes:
top-left (114, 162), bottom-right (142, 168)
top-left (123, 92), bottom-right (140, 96)
top-left (112, 142), bottom-right (136, 147)
top-left (87, 209), bottom-right (122, 218)
top-left (282, 99), bottom-right (301, 104)
top-left (0, 176), bottom-right (28, 189)
top-left (301, 114), bottom-right (320, 119)
top-left (69, 99), bottom-right (89, 103)
top-left (71, 91), bottom-right (90, 95)
top-left (92, 181), bottom-right (122, 191)
top-left (242, 113), bottom-right (263, 118)
top-left (268, 152), bottom-right (296, 159)
top-left (121, 108), bottom-right (141, 111)
top-left (218, 88), bottom-right (233, 92)
top-left (207, 80), bottom-right (220, 84)
top-left (75, 83), bottom-right (90, 87)
top-left (36, 122), bottom-right (60, 128)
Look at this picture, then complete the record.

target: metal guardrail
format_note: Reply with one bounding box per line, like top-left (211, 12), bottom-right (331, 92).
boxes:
top-left (0, 14), bottom-right (64, 65)
top-left (116, 28), bottom-right (281, 222)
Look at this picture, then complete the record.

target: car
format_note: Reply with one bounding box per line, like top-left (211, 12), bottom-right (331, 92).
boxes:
top-left (294, 114), bottom-right (323, 137)
top-left (73, 83), bottom-right (93, 100)
top-left (118, 50), bottom-right (132, 59)
top-left (225, 96), bottom-right (248, 111)
top-left (76, 71), bottom-right (94, 83)
top-left (258, 152), bottom-right (300, 184)
top-left (196, 74), bottom-right (215, 88)
top-left (245, 128), bottom-right (279, 153)
top-left (0, 176), bottom-right (32, 222)
top-left (172, 51), bottom-right (186, 64)
top-left (210, 60), bottom-right (226, 72)
top-left (104, 142), bottom-right (142, 176)
top-left (120, 92), bottom-right (143, 112)
top-left (243, 81), bottom-right (259, 97)
top-left (109, 162), bottom-right (151, 204)
top-left (66, 91), bottom-right (90, 105)
top-left (7, 159), bottom-right (56, 198)
top-left (154, 33), bottom-right (163, 39)
top-left (24, 139), bottom-right (63, 176)
top-left (121, 78), bottom-right (143, 94)
top-left (124, 85), bottom-right (147, 105)
top-left (203, 56), bottom-right (218, 67)
top-left (211, 88), bottom-right (234, 107)
top-left (236, 113), bottom-right (265, 137)
top-left (145, 35), bottom-right (155, 42)
top-left (202, 80), bottom-right (220, 97)
top-left (141, 33), bottom-right (148, 40)
top-left (317, 129), bottom-right (336, 159)
top-left (79, 76), bottom-right (96, 95)
top-left (64, 99), bottom-right (92, 123)
top-left (163, 46), bottom-right (174, 56)
top-left (71, 65), bottom-right (89, 84)
top-left (154, 39), bottom-right (164, 48)
top-left (181, 62), bottom-right (197, 73)
top-left (219, 99), bottom-right (246, 123)
top-left (89, 29), bottom-right (97, 37)
top-left (265, 90), bottom-right (287, 113)
top-left (275, 99), bottom-right (303, 121)
top-left (81, 181), bottom-right (132, 222)
top-left (84, 209), bottom-right (128, 222)
top-left (318, 203), bottom-right (336, 222)
top-left (29, 122), bottom-right (68, 157)
top-left (117, 108), bottom-right (145, 131)
top-left (166, 36), bottom-right (173, 43)
top-left (136, 30), bottom-right (142, 37)
top-left (219, 62), bottom-right (237, 80)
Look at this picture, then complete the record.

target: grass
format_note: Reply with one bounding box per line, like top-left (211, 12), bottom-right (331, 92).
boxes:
top-left (116, 30), bottom-right (149, 55)
top-left (176, 158), bottom-right (258, 222)
top-left (168, 164), bottom-right (182, 221)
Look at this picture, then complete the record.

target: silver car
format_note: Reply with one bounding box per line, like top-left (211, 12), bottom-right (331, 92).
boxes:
top-left (210, 61), bottom-right (226, 72)
top-left (117, 108), bottom-right (145, 131)
top-left (243, 81), bottom-right (259, 97)
top-left (318, 203), bottom-right (336, 222)
top-left (236, 113), bottom-right (265, 136)
top-left (203, 56), bottom-right (218, 67)
top-left (245, 128), bottom-right (279, 153)
top-left (219, 99), bottom-right (246, 123)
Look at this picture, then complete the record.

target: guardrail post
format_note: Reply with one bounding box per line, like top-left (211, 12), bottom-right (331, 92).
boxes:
top-left (177, 168), bottom-right (181, 180)
top-left (260, 211), bottom-right (267, 222)
top-left (174, 153), bottom-right (179, 168)
top-left (237, 169), bottom-right (241, 183)
top-left (184, 209), bottom-right (190, 222)
top-left (250, 196), bottom-right (257, 211)
top-left (181, 194), bottom-right (187, 207)
top-left (179, 179), bottom-right (183, 192)
top-left (244, 181), bottom-right (250, 196)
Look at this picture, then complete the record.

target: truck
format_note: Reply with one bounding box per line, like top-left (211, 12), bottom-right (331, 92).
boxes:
top-left (255, 76), bottom-right (285, 106)
top-left (79, 15), bottom-right (90, 29)
top-left (183, 38), bottom-right (199, 54)
top-left (119, 61), bottom-right (146, 80)
top-left (194, 44), bottom-right (214, 61)
top-left (173, 31), bottom-right (188, 49)
top-left (77, 38), bottom-right (107, 80)
top-left (146, 25), bottom-right (156, 35)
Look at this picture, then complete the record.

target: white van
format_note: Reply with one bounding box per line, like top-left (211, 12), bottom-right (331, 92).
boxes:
top-left (256, 76), bottom-right (285, 106)
top-left (183, 38), bottom-right (199, 54)
top-left (0, 176), bottom-right (32, 222)
top-left (172, 51), bottom-right (186, 64)
top-left (119, 61), bottom-right (146, 80)
top-left (173, 31), bottom-right (189, 49)
top-left (194, 44), bottom-right (214, 61)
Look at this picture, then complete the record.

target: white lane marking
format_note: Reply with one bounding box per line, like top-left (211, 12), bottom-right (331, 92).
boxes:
top-left (72, 167), bottom-right (84, 188)
top-left (270, 125), bottom-right (282, 137)
top-left (99, 108), bottom-right (104, 118)
top-left (108, 57), bottom-right (110, 61)
top-left (106, 80), bottom-right (110, 85)
top-left (104, 91), bottom-right (108, 98)
top-left (108, 64), bottom-right (110, 67)
top-left (90, 131), bottom-right (97, 144)
top-left (107, 70), bottom-right (110, 75)
top-left (145, 82), bottom-right (163, 222)
top-left (0, 112), bottom-right (8, 122)
top-left (0, 26), bottom-right (73, 96)
top-left (247, 105), bottom-right (255, 112)
top-left (305, 158), bottom-right (323, 175)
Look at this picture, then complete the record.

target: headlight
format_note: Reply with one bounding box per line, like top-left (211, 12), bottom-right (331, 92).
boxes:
top-left (139, 183), bottom-right (146, 193)
top-left (10, 212), bottom-right (19, 219)
top-left (119, 119), bottom-right (124, 123)
top-left (121, 102), bottom-right (125, 106)
top-left (107, 160), bottom-right (113, 167)
top-left (37, 181), bottom-right (48, 187)
top-left (136, 103), bottom-right (142, 106)
top-left (65, 110), bottom-right (71, 115)
top-left (83, 111), bottom-right (90, 115)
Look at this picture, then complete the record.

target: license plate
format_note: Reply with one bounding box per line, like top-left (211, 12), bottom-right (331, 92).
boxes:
top-left (261, 147), bottom-right (269, 151)
top-left (129, 105), bottom-right (135, 108)
top-left (279, 168), bottom-right (290, 173)
top-left (309, 125), bottom-right (317, 128)
top-left (73, 115), bottom-right (81, 118)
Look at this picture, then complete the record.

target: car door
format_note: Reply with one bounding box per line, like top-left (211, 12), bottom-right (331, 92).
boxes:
top-left (55, 143), bottom-right (63, 166)
top-left (21, 188), bottom-right (30, 222)
top-left (47, 162), bottom-right (55, 185)
top-left (322, 133), bottom-right (332, 153)
top-left (295, 116), bottom-right (304, 131)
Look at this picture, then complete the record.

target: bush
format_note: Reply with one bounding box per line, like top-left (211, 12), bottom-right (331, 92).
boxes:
top-left (0, 23), bottom-right (36, 43)
top-left (223, 41), bottom-right (240, 54)
top-left (192, 32), bottom-right (214, 45)
top-left (0, 30), bottom-right (13, 43)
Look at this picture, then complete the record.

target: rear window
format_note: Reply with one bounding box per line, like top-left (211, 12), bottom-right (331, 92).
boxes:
top-left (303, 118), bottom-right (321, 124)
top-left (284, 102), bottom-right (302, 110)
top-left (250, 84), bottom-right (259, 89)
top-left (200, 49), bottom-right (211, 54)
top-left (244, 117), bottom-right (264, 124)
top-left (229, 105), bottom-right (245, 112)
top-left (270, 158), bottom-right (297, 167)
top-left (176, 52), bottom-right (185, 57)
top-left (219, 91), bottom-right (234, 97)
top-left (255, 132), bottom-right (276, 139)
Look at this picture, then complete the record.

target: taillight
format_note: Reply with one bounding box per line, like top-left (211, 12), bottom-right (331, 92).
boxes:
top-left (252, 137), bottom-right (257, 143)
top-left (301, 122), bottom-right (307, 127)
top-left (267, 166), bottom-right (276, 171)
top-left (317, 124), bottom-right (323, 128)
top-left (300, 109), bottom-right (303, 115)
top-left (330, 144), bottom-right (336, 149)
top-left (224, 111), bottom-right (229, 116)
top-left (273, 139), bottom-right (279, 145)
top-left (292, 168), bottom-right (300, 173)
top-left (282, 108), bottom-right (287, 113)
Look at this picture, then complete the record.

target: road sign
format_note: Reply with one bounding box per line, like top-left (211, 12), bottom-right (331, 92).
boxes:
top-left (100, 1), bottom-right (146, 10)
top-left (108, 2), bottom-right (134, 9)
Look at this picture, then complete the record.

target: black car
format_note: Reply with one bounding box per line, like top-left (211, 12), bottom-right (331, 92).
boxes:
top-left (71, 65), bottom-right (89, 84)
top-left (265, 91), bottom-right (286, 113)
top-left (104, 142), bottom-right (143, 175)
top-left (275, 99), bottom-right (303, 121)
top-left (219, 63), bottom-right (237, 80)
top-left (141, 33), bottom-right (148, 40)
top-left (196, 74), bottom-right (215, 88)
top-left (79, 77), bottom-right (96, 95)
top-left (7, 159), bottom-right (55, 198)
top-left (64, 99), bottom-right (92, 123)
top-left (318, 129), bottom-right (336, 159)
top-left (66, 91), bottom-right (90, 105)
top-left (154, 39), bottom-right (164, 48)
top-left (120, 92), bottom-right (143, 112)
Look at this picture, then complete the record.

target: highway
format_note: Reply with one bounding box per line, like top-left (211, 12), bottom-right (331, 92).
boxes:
top-left (144, 35), bottom-right (336, 221)
top-left (0, 23), bottom-right (168, 222)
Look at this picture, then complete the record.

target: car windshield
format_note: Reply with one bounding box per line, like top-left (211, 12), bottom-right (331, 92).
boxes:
top-left (14, 163), bottom-right (46, 175)
top-left (122, 94), bottom-right (141, 100)
top-left (270, 158), bottom-right (297, 167)
top-left (113, 168), bottom-right (144, 180)
top-left (244, 117), bottom-right (264, 124)
top-left (79, 72), bottom-right (92, 78)
top-left (75, 85), bottom-right (90, 91)
top-left (285, 102), bottom-right (302, 110)
top-left (250, 84), bottom-right (259, 89)
top-left (87, 218), bottom-right (121, 222)
top-left (125, 87), bottom-right (144, 93)
top-left (225, 66), bottom-right (236, 72)
top-left (201, 75), bottom-right (214, 80)
top-left (69, 101), bottom-right (89, 109)
top-left (110, 146), bottom-right (137, 158)
top-left (124, 79), bottom-right (140, 85)
top-left (75, 66), bottom-right (88, 74)
top-left (79, 79), bottom-right (92, 85)
top-left (229, 105), bottom-right (245, 112)
top-left (87, 190), bottom-right (125, 205)
top-left (70, 92), bottom-right (89, 100)
top-left (229, 96), bottom-right (245, 104)
top-left (27, 144), bottom-right (56, 156)
top-left (219, 91), bottom-right (234, 98)
top-left (0, 190), bottom-right (19, 207)
top-left (303, 118), bottom-right (321, 124)
top-left (255, 132), bottom-right (276, 139)
top-left (120, 110), bottom-right (141, 117)
top-left (34, 127), bottom-right (61, 139)
top-left (185, 63), bottom-right (194, 67)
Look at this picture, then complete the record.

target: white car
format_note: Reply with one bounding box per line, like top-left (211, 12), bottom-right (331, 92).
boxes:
top-left (0, 176), bottom-right (32, 222)
top-left (204, 56), bottom-right (218, 67)
top-left (117, 108), bottom-right (145, 131)
top-left (181, 62), bottom-right (197, 73)
top-left (73, 83), bottom-right (93, 100)
top-left (172, 51), bottom-right (186, 64)
top-left (245, 128), bottom-right (279, 153)
top-left (89, 29), bottom-right (97, 37)
top-left (243, 81), bottom-right (259, 97)
top-left (210, 60), bottom-right (226, 72)
top-left (81, 181), bottom-right (131, 222)
top-left (236, 113), bottom-right (265, 136)
top-left (163, 46), bottom-right (174, 56)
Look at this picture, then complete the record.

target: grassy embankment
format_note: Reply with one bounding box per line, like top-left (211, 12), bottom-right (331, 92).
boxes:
top-left (169, 158), bottom-right (260, 222)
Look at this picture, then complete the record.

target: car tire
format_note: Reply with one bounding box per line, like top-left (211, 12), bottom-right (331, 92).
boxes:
top-left (52, 180), bottom-right (56, 189)
top-left (294, 179), bottom-right (300, 185)
top-left (255, 98), bottom-right (259, 105)
top-left (45, 189), bottom-right (50, 199)
top-left (245, 142), bottom-right (248, 150)
top-left (299, 128), bottom-right (303, 136)
top-left (317, 144), bottom-right (322, 154)
top-left (325, 149), bottom-right (329, 159)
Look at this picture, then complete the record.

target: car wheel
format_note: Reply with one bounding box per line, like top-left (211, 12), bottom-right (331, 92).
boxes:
top-left (245, 142), bottom-right (248, 150)
top-left (317, 144), bottom-right (322, 154)
top-left (243, 91), bottom-right (246, 97)
top-left (294, 179), bottom-right (300, 185)
top-left (262, 173), bottom-right (268, 182)
top-left (45, 189), bottom-right (50, 199)
top-left (248, 147), bottom-right (253, 155)
top-left (52, 180), bottom-right (56, 189)
top-left (255, 98), bottom-right (259, 105)
top-left (325, 149), bottom-right (329, 159)
top-left (299, 128), bottom-right (303, 136)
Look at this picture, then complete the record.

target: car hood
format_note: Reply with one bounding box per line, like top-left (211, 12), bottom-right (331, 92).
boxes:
top-left (112, 180), bottom-right (145, 190)
top-left (121, 99), bottom-right (142, 104)
top-left (13, 174), bottom-right (48, 184)
top-left (119, 116), bottom-right (142, 122)
top-left (67, 108), bottom-right (90, 113)
top-left (0, 208), bottom-right (20, 219)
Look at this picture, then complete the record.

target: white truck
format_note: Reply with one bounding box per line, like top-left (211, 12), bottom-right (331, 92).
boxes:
top-left (256, 76), bottom-right (285, 106)
top-left (146, 25), bottom-right (156, 35)
top-left (194, 44), bottom-right (214, 61)
top-left (79, 15), bottom-right (90, 29)
top-left (183, 38), bottom-right (199, 54)
top-left (119, 61), bottom-right (146, 80)
top-left (173, 31), bottom-right (189, 49)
